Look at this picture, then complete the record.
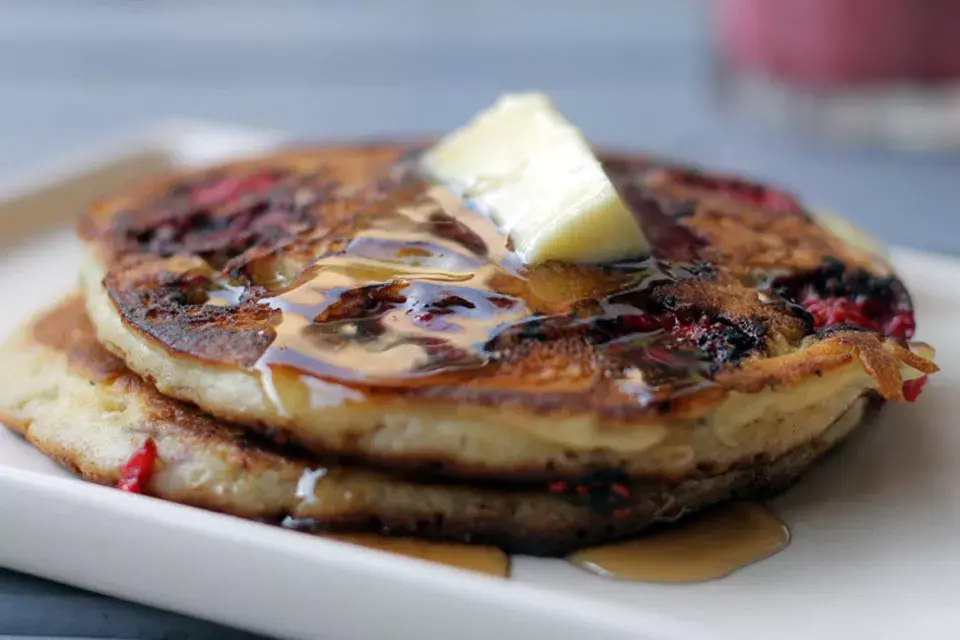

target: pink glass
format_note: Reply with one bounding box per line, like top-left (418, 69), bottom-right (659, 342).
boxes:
top-left (712, 0), bottom-right (960, 149)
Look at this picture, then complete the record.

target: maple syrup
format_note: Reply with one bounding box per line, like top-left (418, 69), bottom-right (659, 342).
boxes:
top-left (568, 502), bottom-right (789, 583)
top-left (133, 149), bottom-right (917, 408)
top-left (325, 534), bottom-right (510, 578)
top-left (293, 501), bottom-right (785, 582)
top-left (245, 163), bottom-right (726, 408)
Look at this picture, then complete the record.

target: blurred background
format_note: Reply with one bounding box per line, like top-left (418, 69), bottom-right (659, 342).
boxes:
top-left (2, 0), bottom-right (960, 254)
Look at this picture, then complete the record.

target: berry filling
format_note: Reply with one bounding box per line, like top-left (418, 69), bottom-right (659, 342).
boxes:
top-left (189, 172), bottom-right (283, 208)
top-left (613, 308), bottom-right (763, 367)
top-left (775, 259), bottom-right (916, 339)
top-left (672, 315), bottom-right (761, 362)
top-left (126, 169), bottom-right (322, 260)
top-left (116, 438), bottom-right (158, 494)
top-left (902, 375), bottom-right (929, 403)
top-left (803, 296), bottom-right (879, 332)
top-left (659, 168), bottom-right (804, 214)
top-left (547, 470), bottom-right (634, 517)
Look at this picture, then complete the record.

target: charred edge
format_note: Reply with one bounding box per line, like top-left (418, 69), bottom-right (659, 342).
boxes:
top-left (118, 170), bottom-right (335, 264)
top-left (814, 322), bottom-right (871, 339)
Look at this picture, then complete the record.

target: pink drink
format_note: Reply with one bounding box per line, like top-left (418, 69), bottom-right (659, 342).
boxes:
top-left (713, 0), bottom-right (960, 146)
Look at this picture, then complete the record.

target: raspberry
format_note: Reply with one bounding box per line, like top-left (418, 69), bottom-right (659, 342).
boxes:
top-left (622, 313), bottom-right (668, 332)
top-left (546, 481), bottom-right (567, 494)
top-left (902, 375), bottom-right (928, 402)
top-left (802, 294), bottom-right (917, 340)
top-left (671, 316), bottom-right (758, 362)
top-left (885, 311), bottom-right (916, 340)
top-left (544, 472), bottom-right (634, 516)
top-left (803, 296), bottom-right (879, 332)
top-left (665, 170), bottom-right (804, 213)
top-left (190, 173), bottom-right (281, 208)
top-left (116, 438), bottom-right (158, 494)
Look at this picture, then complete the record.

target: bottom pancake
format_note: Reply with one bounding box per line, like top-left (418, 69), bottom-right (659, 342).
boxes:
top-left (0, 296), bottom-right (878, 556)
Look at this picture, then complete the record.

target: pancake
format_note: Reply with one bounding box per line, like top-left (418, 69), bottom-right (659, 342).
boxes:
top-left (0, 296), bottom-right (889, 555)
top-left (77, 144), bottom-right (938, 480)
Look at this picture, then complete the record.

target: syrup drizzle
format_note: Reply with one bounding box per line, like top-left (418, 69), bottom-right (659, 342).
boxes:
top-left (324, 534), bottom-right (510, 578)
top-left (168, 152), bottom-right (869, 411)
top-left (287, 499), bottom-right (786, 582)
top-left (240, 165), bottom-right (724, 405)
top-left (145, 149), bottom-right (916, 409)
top-left (255, 182), bottom-right (534, 383)
top-left (568, 502), bottom-right (789, 583)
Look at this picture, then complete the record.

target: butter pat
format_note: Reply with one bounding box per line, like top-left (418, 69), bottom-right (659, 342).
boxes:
top-left (421, 93), bottom-right (650, 264)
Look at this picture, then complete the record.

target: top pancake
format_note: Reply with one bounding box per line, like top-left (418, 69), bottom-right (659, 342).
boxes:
top-left (78, 143), bottom-right (937, 479)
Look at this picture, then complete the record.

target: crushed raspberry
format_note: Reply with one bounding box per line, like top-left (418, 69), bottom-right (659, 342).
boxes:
top-left (544, 472), bottom-right (633, 516)
top-left (664, 169), bottom-right (804, 213)
top-left (609, 483), bottom-right (631, 498)
top-left (622, 312), bottom-right (669, 333)
top-left (670, 315), bottom-right (759, 363)
top-left (674, 317), bottom-right (727, 342)
top-left (760, 189), bottom-right (804, 213)
top-left (190, 173), bottom-right (281, 208)
top-left (802, 294), bottom-right (917, 340)
top-left (547, 481), bottom-right (567, 494)
top-left (803, 296), bottom-right (880, 332)
top-left (902, 375), bottom-right (928, 402)
top-left (885, 311), bottom-right (916, 340)
top-left (116, 438), bottom-right (158, 494)
top-left (775, 261), bottom-right (917, 339)
top-left (408, 311), bottom-right (458, 333)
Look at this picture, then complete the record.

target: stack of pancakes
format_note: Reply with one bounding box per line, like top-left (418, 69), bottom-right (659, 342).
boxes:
top-left (0, 144), bottom-right (937, 556)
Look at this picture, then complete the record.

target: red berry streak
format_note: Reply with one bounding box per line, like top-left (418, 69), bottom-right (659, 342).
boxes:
top-left (116, 438), bottom-right (158, 494)
top-left (902, 376), bottom-right (928, 403)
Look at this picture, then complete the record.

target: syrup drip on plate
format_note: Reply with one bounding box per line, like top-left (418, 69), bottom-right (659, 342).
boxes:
top-left (567, 502), bottom-right (789, 583)
top-left (324, 534), bottom-right (510, 578)
top-left (292, 467), bottom-right (785, 583)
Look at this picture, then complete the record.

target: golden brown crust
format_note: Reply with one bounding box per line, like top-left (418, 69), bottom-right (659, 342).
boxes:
top-left (0, 296), bottom-right (882, 555)
top-left (74, 143), bottom-right (937, 483)
top-left (644, 165), bottom-right (885, 275)
top-left (80, 144), bottom-right (935, 416)
top-left (31, 296), bottom-right (128, 383)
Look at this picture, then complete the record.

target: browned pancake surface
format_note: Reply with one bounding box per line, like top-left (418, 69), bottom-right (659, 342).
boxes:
top-left (79, 144), bottom-right (933, 424)
top-left (0, 296), bottom-right (881, 555)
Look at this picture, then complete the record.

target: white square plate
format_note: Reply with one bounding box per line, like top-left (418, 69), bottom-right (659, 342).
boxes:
top-left (0, 124), bottom-right (958, 640)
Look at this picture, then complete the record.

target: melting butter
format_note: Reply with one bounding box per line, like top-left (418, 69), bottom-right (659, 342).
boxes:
top-left (421, 92), bottom-right (650, 264)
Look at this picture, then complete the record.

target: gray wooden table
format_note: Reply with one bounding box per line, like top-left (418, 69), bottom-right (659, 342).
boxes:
top-left (0, 1), bottom-right (957, 638)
